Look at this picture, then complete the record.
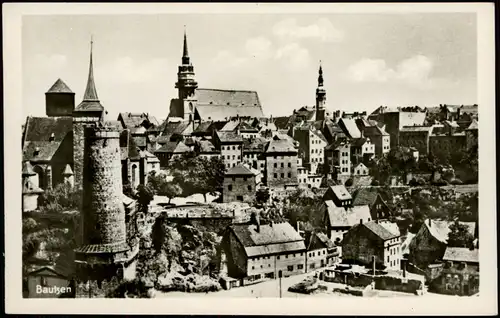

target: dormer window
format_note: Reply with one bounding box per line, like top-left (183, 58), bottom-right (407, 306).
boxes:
top-left (49, 133), bottom-right (55, 142)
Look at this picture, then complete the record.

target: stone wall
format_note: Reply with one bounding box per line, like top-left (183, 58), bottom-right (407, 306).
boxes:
top-left (223, 175), bottom-right (256, 203)
top-left (82, 125), bottom-right (126, 247)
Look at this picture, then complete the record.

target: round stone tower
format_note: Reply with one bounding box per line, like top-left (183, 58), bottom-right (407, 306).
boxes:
top-left (75, 122), bottom-right (130, 281)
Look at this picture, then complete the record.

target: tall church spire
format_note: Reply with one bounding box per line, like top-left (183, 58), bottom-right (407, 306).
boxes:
top-left (83, 36), bottom-right (99, 101)
top-left (318, 61), bottom-right (324, 87)
top-left (182, 27), bottom-right (190, 65)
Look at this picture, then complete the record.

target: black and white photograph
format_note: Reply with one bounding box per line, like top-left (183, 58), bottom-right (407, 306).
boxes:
top-left (4, 2), bottom-right (497, 315)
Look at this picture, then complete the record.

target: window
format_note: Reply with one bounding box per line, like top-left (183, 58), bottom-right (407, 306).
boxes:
top-left (286, 255), bottom-right (288, 259)
top-left (288, 265), bottom-right (294, 271)
top-left (228, 185), bottom-right (233, 191)
top-left (274, 156), bottom-right (277, 159)
top-left (269, 264), bottom-right (271, 267)
top-left (243, 177), bottom-right (247, 181)
top-left (252, 266), bottom-right (255, 270)
top-left (40, 276), bottom-right (48, 287)
top-left (238, 156), bottom-right (241, 160)
top-left (288, 163), bottom-right (291, 168)
top-left (387, 256), bottom-right (389, 262)
top-left (274, 163), bottom-right (277, 168)
top-left (260, 265), bottom-right (263, 269)
top-left (300, 252), bottom-right (303, 256)
top-left (281, 163), bottom-right (284, 168)
top-left (277, 256), bottom-right (280, 260)
top-left (298, 264), bottom-right (304, 269)
top-left (232, 146), bottom-right (235, 150)
top-left (248, 185), bottom-right (252, 191)
top-left (287, 173), bottom-right (291, 178)
top-left (274, 173), bottom-right (277, 178)
top-left (281, 173), bottom-right (284, 178)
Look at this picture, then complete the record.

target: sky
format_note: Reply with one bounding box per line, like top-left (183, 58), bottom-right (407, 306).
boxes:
top-left (22, 13), bottom-right (477, 119)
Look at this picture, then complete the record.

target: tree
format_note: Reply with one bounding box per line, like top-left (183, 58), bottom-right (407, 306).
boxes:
top-left (448, 221), bottom-right (474, 248)
top-left (344, 178), bottom-right (353, 187)
top-left (38, 182), bottom-right (82, 212)
top-left (161, 183), bottom-right (183, 204)
top-left (136, 184), bottom-right (155, 213)
top-left (255, 187), bottom-right (270, 206)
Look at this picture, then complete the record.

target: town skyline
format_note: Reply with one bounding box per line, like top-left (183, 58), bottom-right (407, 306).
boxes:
top-left (22, 13), bottom-right (477, 120)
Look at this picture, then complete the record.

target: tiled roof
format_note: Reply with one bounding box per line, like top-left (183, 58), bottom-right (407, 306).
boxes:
top-left (378, 221), bottom-right (400, 237)
top-left (225, 164), bottom-right (255, 176)
top-left (265, 139), bottom-right (297, 153)
top-left (362, 221), bottom-right (399, 240)
top-left (351, 137), bottom-right (368, 148)
top-left (230, 222), bottom-right (305, 257)
top-left (401, 232), bottom-right (416, 255)
top-left (443, 247), bottom-right (479, 263)
top-left (311, 129), bottom-right (328, 143)
top-left (23, 141), bottom-right (62, 162)
top-left (363, 125), bottom-right (389, 136)
top-left (118, 112), bottom-right (154, 129)
top-left (46, 78), bottom-right (74, 93)
top-left (155, 141), bottom-right (191, 154)
top-left (339, 118), bottom-right (361, 139)
top-left (315, 232), bottom-right (336, 249)
top-left (352, 188), bottom-right (379, 206)
top-left (216, 131), bottom-right (243, 143)
top-left (221, 120), bottom-right (240, 131)
top-left (260, 122), bottom-right (277, 132)
top-left (75, 100), bottom-right (104, 112)
top-left (198, 140), bottom-right (218, 153)
top-left (243, 137), bottom-right (267, 152)
top-left (324, 202), bottom-right (371, 227)
top-left (423, 219), bottom-right (476, 244)
top-left (239, 121), bottom-right (258, 132)
top-left (23, 117), bottom-right (72, 142)
top-left (161, 121), bottom-right (192, 137)
top-left (327, 185), bottom-right (352, 201)
top-left (193, 121), bottom-right (213, 134)
top-left (325, 140), bottom-right (349, 151)
top-left (196, 88), bottom-right (262, 107)
top-left (75, 241), bottom-right (129, 254)
top-left (273, 116), bottom-right (292, 130)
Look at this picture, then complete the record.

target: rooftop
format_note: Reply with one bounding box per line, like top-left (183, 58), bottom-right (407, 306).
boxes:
top-left (225, 164), bottom-right (255, 176)
top-left (46, 78), bottom-right (74, 94)
top-left (443, 247), bottom-right (479, 263)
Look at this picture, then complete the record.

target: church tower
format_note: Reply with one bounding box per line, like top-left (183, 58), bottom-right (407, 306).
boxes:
top-left (175, 29), bottom-right (198, 121)
top-left (73, 37), bottom-right (104, 191)
top-left (315, 62), bottom-right (327, 121)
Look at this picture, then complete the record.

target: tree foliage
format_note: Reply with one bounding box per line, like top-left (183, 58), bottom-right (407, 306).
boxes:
top-left (136, 184), bottom-right (155, 213)
top-left (38, 182), bottom-right (82, 213)
top-left (448, 221), bottom-right (475, 248)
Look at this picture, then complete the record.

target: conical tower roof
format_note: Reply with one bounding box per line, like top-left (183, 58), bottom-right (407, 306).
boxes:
top-left (47, 78), bottom-right (74, 94)
top-left (318, 61), bottom-right (324, 87)
top-left (76, 37), bottom-right (104, 112)
top-left (22, 161), bottom-right (36, 176)
top-left (62, 164), bottom-right (74, 176)
top-left (182, 28), bottom-right (191, 65)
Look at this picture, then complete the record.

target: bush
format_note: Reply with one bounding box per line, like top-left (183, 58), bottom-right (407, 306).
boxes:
top-left (345, 178), bottom-right (354, 187)
top-left (38, 183), bottom-right (81, 212)
top-left (371, 179), bottom-right (380, 186)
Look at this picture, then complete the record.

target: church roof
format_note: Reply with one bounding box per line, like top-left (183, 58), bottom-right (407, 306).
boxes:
top-left (46, 78), bottom-right (74, 94)
top-left (22, 116), bottom-right (72, 162)
top-left (75, 40), bottom-right (104, 112)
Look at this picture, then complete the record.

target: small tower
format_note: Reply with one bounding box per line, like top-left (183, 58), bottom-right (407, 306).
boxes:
top-left (175, 28), bottom-right (198, 122)
top-left (73, 37), bottom-right (105, 191)
top-left (45, 78), bottom-right (75, 117)
top-left (62, 164), bottom-right (74, 188)
top-left (22, 161), bottom-right (43, 212)
top-left (315, 61), bottom-right (327, 121)
top-left (74, 122), bottom-right (134, 287)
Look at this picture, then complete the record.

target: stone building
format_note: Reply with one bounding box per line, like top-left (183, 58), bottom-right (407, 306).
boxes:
top-left (432, 247), bottom-right (479, 296)
top-left (322, 185), bottom-right (353, 207)
top-left (320, 200), bottom-right (371, 242)
top-left (350, 138), bottom-right (375, 164)
top-left (168, 31), bottom-right (264, 122)
top-left (429, 133), bottom-right (467, 157)
top-left (264, 138), bottom-right (298, 189)
top-left (408, 219), bottom-right (476, 268)
top-left (399, 125), bottom-right (434, 156)
top-left (362, 125), bottom-right (390, 157)
top-left (223, 164), bottom-right (256, 203)
top-left (242, 137), bottom-right (267, 173)
top-left (194, 138), bottom-right (221, 160)
top-left (291, 126), bottom-right (327, 174)
top-left (221, 221), bottom-right (306, 280)
top-left (74, 122), bottom-right (138, 284)
top-left (342, 220), bottom-right (402, 270)
top-left (213, 131), bottom-right (244, 169)
top-left (324, 140), bottom-right (351, 181)
top-left (154, 140), bottom-right (191, 168)
top-left (22, 161), bottom-right (44, 212)
top-left (368, 106), bottom-right (426, 148)
top-left (352, 188), bottom-right (392, 221)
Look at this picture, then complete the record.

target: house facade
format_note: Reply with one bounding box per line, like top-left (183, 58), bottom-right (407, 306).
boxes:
top-left (264, 138), bottom-right (298, 189)
top-left (223, 165), bottom-right (256, 203)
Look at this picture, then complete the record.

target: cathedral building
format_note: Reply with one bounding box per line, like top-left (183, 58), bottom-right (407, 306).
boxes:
top-left (168, 31), bottom-right (265, 122)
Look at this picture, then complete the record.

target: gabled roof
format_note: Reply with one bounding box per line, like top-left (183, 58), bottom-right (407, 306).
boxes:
top-left (315, 232), bottom-right (336, 249)
top-left (339, 118), bottom-right (361, 139)
top-left (361, 221), bottom-right (399, 241)
top-left (221, 120), bottom-right (240, 131)
top-left (62, 164), bottom-right (73, 175)
top-left (22, 161), bottom-right (36, 176)
top-left (193, 121), bottom-right (213, 134)
top-left (265, 138), bottom-right (297, 153)
top-left (119, 112), bottom-right (158, 129)
top-left (311, 129), bottom-right (328, 143)
top-left (352, 187), bottom-right (379, 206)
top-left (229, 222), bottom-right (305, 257)
top-left (198, 139), bottom-right (218, 153)
top-left (140, 150), bottom-right (160, 162)
top-left (351, 137), bottom-right (368, 148)
top-left (363, 125), bottom-right (389, 136)
top-left (46, 78), bottom-right (74, 94)
top-left (196, 88), bottom-right (262, 108)
top-left (239, 121), bottom-right (258, 132)
top-left (23, 117), bottom-right (72, 143)
top-left (23, 141), bottom-right (63, 162)
top-left (423, 219), bottom-right (476, 244)
top-left (324, 202), bottom-right (371, 227)
top-left (155, 141), bottom-right (191, 154)
top-left (326, 185), bottom-right (352, 201)
top-left (353, 162), bottom-right (368, 171)
top-left (161, 121), bottom-right (192, 137)
top-left (216, 131), bottom-right (243, 143)
top-left (443, 247), bottom-right (479, 263)
top-left (325, 140), bottom-right (350, 151)
top-left (243, 137), bottom-right (267, 152)
top-left (225, 164), bottom-right (255, 176)
top-left (273, 116), bottom-right (293, 130)
top-left (466, 119), bottom-right (478, 130)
